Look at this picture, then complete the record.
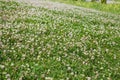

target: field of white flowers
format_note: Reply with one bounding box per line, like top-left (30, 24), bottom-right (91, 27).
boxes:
top-left (0, 0), bottom-right (120, 80)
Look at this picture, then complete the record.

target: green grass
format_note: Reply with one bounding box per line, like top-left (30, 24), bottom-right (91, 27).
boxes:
top-left (52, 0), bottom-right (120, 14)
top-left (0, 0), bottom-right (120, 80)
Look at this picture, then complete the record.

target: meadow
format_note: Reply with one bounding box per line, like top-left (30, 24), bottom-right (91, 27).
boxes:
top-left (0, 0), bottom-right (120, 80)
top-left (52, 0), bottom-right (120, 14)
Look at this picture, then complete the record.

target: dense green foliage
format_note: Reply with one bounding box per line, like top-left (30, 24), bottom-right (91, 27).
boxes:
top-left (0, 0), bottom-right (120, 80)
top-left (101, 0), bottom-right (107, 4)
top-left (52, 0), bottom-right (120, 14)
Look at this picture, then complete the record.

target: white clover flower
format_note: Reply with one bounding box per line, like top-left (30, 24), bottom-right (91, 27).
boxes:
top-left (45, 77), bottom-right (53, 80)
top-left (22, 54), bottom-right (26, 58)
top-left (0, 65), bottom-right (5, 69)
top-left (42, 48), bottom-right (46, 51)
top-left (47, 69), bottom-right (51, 74)
top-left (46, 44), bottom-right (51, 49)
top-left (68, 32), bottom-right (73, 38)
top-left (66, 77), bottom-right (69, 80)
top-left (114, 54), bottom-right (116, 59)
top-left (70, 72), bottom-right (74, 76)
top-left (6, 74), bottom-right (10, 78)
top-left (105, 49), bottom-right (109, 53)
top-left (56, 57), bottom-right (61, 61)
top-left (91, 56), bottom-right (94, 60)
top-left (86, 77), bottom-right (91, 80)
top-left (100, 67), bottom-right (103, 70)
top-left (26, 63), bottom-right (29, 67)
top-left (84, 52), bottom-right (88, 55)
top-left (10, 63), bottom-right (14, 66)
top-left (67, 66), bottom-right (71, 71)
top-left (37, 55), bottom-right (40, 60)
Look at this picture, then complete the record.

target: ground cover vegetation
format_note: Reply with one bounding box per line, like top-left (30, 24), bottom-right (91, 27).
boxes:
top-left (52, 0), bottom-right (120, 14)
top-left (0, 0), bottom-right (120, 80)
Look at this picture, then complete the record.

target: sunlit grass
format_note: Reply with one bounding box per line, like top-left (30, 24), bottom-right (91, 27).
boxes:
top-left (52, 0), bottom-right (120, 14)
top-left (0, 0), bottom-right (120, 80)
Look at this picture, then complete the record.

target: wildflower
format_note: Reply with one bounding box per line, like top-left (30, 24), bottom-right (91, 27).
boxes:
top-left (6, 74), bottom-right (10, 78)
top-left (70, 72), bottom-right (74, 76)
top-left (41, 74), bottom-right (45, 79)
top-left (114, 54), bottom-right (116, 59)
top-left (10, 63), bottom-right (14, 66)
top-left (0, 65), bottom-right (5, 69)
top-left (86, 77), bottom-right (91, 80)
